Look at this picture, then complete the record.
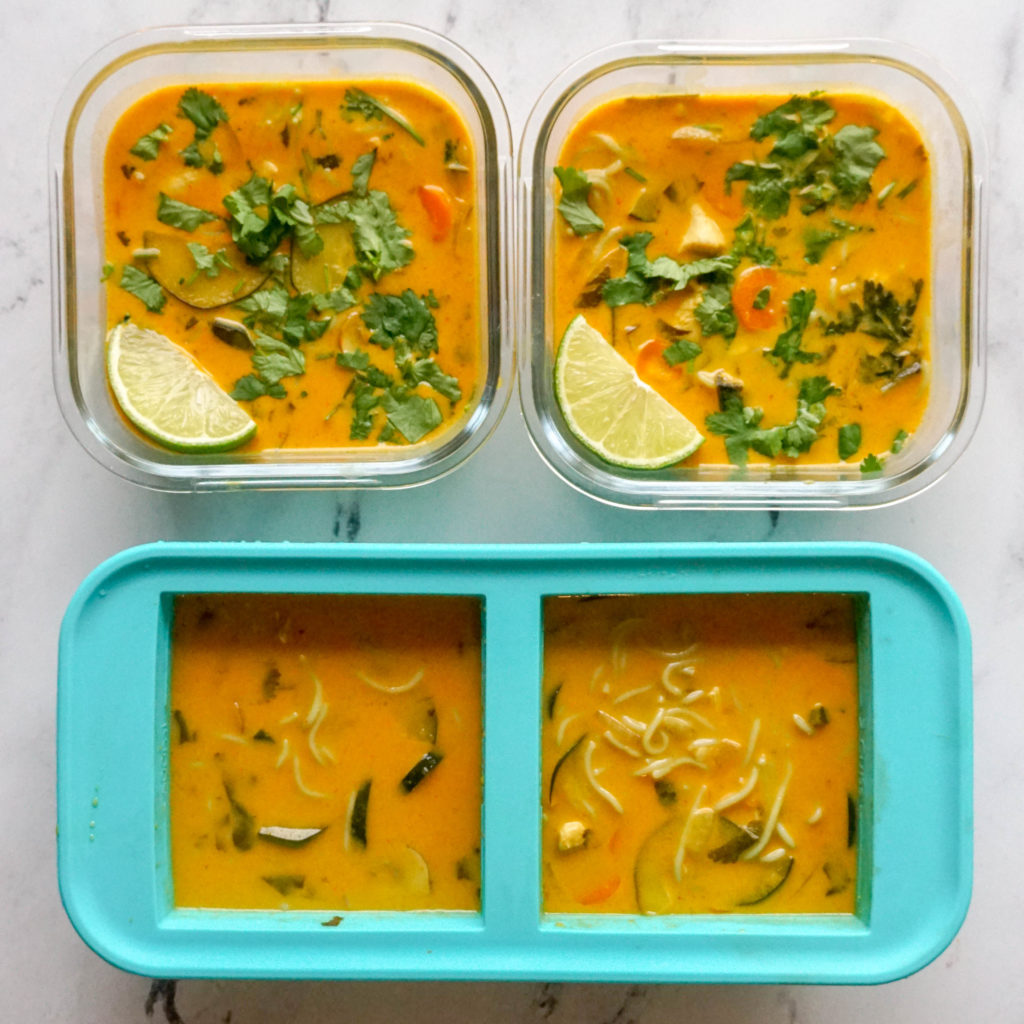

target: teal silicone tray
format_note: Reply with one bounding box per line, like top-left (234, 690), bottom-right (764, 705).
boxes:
top-left (56, 542), bottom-right (971, 982)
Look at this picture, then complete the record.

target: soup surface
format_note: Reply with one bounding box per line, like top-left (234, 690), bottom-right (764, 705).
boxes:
top-left (169, 594), bottom-right (482, 911)
top-left (105, 80), bottom-right (480, 451)
top-left (552, 92), bottom-right (930, 471)
top-left (542, 594), bottom-right (859, 914)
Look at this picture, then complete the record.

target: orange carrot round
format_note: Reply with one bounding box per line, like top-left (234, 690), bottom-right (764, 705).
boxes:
top-left (579, 875), bottom-right (621, 906)
top-left (418, 184), bottom-right (453, 242)
top-left (732, 266), bottom-right (781, 331)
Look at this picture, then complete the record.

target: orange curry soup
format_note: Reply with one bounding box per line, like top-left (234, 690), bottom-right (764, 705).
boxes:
top-left (169, 594), bottom-right (482, 911)
top-left (105, 80), bottom-right (480, 450)
top-left (542, 594), bottom-right (860, 914)
top-left (553, 92), bottom-right (930, 469)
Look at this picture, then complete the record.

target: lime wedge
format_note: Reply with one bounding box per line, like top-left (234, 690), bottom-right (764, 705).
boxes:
top-left (554, 315), bottom-right (704, 469)
top-left (106, 323), bottom-right (257, 453)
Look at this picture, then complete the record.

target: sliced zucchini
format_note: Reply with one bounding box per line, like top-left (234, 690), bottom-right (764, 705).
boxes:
top-left (142, 231), bottom-right (270, 308)
top-left (823, 859), bottom-right (851, 896)
top-left (223, 780), bottom-right (255, 851)
top-left (262, 873), bottom-right (305, 896)
top-left (545, 683), bottom-right (562, 720)
top-left (707, 817), bottom-right (762, 864)
top-left (737, 856), bottom-right (793, 906)
top-left (172, 708), bottom-right (194, 744)
top-left (400, 750), bottom-right (444, 793)
top-left (350, 779), bottom-right (371, 848)
top-left (257, 825), bottom-right (325, 847)
top-left (547, 733), bottom-right (586, 803)
top-left (366, 842), bottom-right (431, 899)
top-left (634, 816), bottom-right (685, 914)
top-left (291, 220), bottom-right (355, 294)
top-left (847, 794), bottom-right (857, 848)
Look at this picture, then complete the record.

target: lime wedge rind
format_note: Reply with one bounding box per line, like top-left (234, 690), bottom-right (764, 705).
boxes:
top-left (106, 323), bottom-right (257, 453)
top-left (554, 315), bottom-right (704, 470)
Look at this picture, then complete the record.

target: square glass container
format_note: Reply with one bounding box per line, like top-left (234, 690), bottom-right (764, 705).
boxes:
top-left (57, 541), bottom-right (971, 982)
top-left (518, 40), bottom-right (986, 509)
top-left (50, 23), bottom-right (512, 491)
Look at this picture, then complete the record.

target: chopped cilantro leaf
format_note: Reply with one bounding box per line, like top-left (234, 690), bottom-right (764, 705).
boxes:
top-left (349, 378), bottom-right (381, 440)
top-left (177, 88), bottom-right (228, 141)
top-left (156, 193), bottom-right (218, 231)
top-left (891, 428), bottom-right (909, 454)
top-left (119, 265), bottom-right (165, 312)
top-left (362, 290), bottom-right (439, 357)
top-left (269, 184), bottom-right (322, 258)
top-left (186, 242), bottom-right (232, 279)
top-left (767, 289), bottom-right (819, 377)
top-left (236, 284), bottom-right (331, 346)
top-left (100, 262), bottom-right (114, 281)
top-left (251, 331), bottom-right (306, 385)
top-left (732, 215), bottom-right (777, 265)
top-left (224, 175), bottom-right (317, 264)
top-left (403, 357), bottom-right (462, 402)
top-left (315, 187), bottom-right (413, 281)
top-left (553, 166), bottom-right (604, 236)
top-left (130, 123), bottom-right (173, 161)
top-left (695, 279), bottom-right (739, 341)
top-left (343, 87), bottom-right (425, 146)
top-left (860, 453), bottom-right (883, 473)
top-left (350, 150), bottom-right (376, 196)
top-left (726, 96), bottom-right (886, 219)
top-left (838, 423), bottom-right (862, 460)
top-left (230, 374), bottom-right (286, 401)
top-left (381, 388), bottom-right (443, 443)
top-left (663, 339), bottom-right (702, 366)
top-left (336, 350), bottom-right (370, 371)
top-left (444, 138), bottom-right (469, 172)
top-left (602, 233), bottom-right (739, 308)
top-left (313, 285), bottom-right (357, 313)
top-left (753, 286), bottom-right (771, 310)
top-left (705, 375), bottom-right (838, 467)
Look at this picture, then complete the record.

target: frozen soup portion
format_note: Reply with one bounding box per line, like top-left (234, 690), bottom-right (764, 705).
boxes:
top-left (542, 593), bottom-right (860, 914)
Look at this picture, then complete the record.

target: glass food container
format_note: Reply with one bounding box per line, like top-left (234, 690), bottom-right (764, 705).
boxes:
top-left (518, 40), bottom-right (986, 509)
top-left (51, 23), bottom-right (512, 491)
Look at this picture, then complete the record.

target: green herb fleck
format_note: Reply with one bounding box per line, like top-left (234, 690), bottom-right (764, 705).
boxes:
top-left (838, 423), bottom-right (862, 461)
top-left (156, 193), bottom-right (218, 232)
top-left (553, 166), bottom-right (604, 236)
top-left (130, 123), bottom-right (173, 161)
top-left (344, 87), bottom-right (425, 145)
top-left (119, 265), bottom-right (165, 313)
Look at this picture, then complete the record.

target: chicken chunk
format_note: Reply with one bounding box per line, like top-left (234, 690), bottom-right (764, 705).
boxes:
top-left (680, 203), bottom-right (727, 258)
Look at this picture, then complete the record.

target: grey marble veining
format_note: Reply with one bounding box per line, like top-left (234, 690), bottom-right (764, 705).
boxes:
top-left (3, 0), bottom-right (1023, 1020)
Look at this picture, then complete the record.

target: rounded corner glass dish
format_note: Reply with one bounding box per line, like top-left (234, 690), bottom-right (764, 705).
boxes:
top-left (50, 22), bottom-right (513, 492)
top-left (57, 541), bottom-right (971, 982)
top-left (518, 39), bottom-right (986, 509)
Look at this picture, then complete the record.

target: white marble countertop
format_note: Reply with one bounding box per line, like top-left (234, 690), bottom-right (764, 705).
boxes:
top-left (3, 0), bottom-right (1021, 1020)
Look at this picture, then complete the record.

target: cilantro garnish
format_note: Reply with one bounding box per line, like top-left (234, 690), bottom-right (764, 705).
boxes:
top-left (250, 331), bottom-right (306, 385)
top-left (343, 88), bottom-right (425, 146)
top-left (695, 279), bottom-right (739, 342)
top-left (725, 96), bottom-right (885, 219)
top-left (362, 290), bottom-right (439, 357)
top-left (753, 287), bottom-right (771, 310)
top-left (156, 193), bottom-right (218, 232)
top-left (224, 176), bottom-right (322, 263)
top-left (130, 123), bottom-right (173, 161)
top-left (860, 453), bottom-right (883, 473)
top-left (767, 289), bottom-right (819, 377)
top-left (230, 374), bottom-right (286, 401)
top-left (380, 388), bottom-right (443, 443)
top-left (823, 279), bottom-right (924, 385)
top-left (553, 166), bottom-right (604, 236)
top-left (732, 215), bottom-right (777, 265)
top-left (803, 219), bottom-right (864, 264)
top-left (663, 339), bottom-right (702, 367)
top-left (119, 265), bottom-right (165, 313)
top-left (706, 375), bottom-right (839, 467)
top-left (891, 428), bottom-right (909, 454)
top-left (186, 242), bottom-right (232, 280)
top-left (602, 233), bottom-right (738, 308)
top-left (838, 423), bottom-right (862, 461)
top-left (178, 88), bottom-right (228, 141)
top-left (315, 156), bottom-right (414, 281)
top-left (236, 284), bottom-right (331, 346)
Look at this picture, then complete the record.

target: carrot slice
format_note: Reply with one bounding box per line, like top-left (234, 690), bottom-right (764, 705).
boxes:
top-left (732, 266), bottom-right (781, 331)
top-left (418, 184), bottom-right (453, 242)
top-left (579, 875), bottom-right (621, 906)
